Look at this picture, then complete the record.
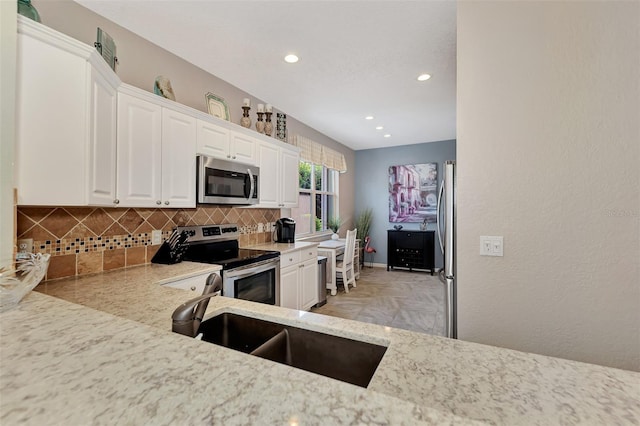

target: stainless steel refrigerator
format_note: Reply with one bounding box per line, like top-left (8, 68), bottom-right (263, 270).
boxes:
top-left (437, 161), bottom-right (456, 338)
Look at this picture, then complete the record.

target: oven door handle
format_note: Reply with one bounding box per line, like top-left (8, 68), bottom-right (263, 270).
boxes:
top-left (225, 259), bottom-right (279, 280)
top-left (247, 169), bottom-right (255, 202)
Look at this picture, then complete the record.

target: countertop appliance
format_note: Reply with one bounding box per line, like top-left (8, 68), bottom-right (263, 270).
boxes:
top-left (274, 218), bottom-right (295, 243)
top-left (197, 156), bottom-right (259, 205)
top-left (437, 160), bottom-right (456, 338)
top-left (178, 224), bottom-right (280, 306)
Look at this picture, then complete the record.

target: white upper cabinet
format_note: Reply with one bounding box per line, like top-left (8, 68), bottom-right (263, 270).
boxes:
top-left (280, 147), bottom-right (300, 207)
top-left (229, 131), bottom-right (257, 165)
top-left (87, 68), bottom-right (118, 205)
top-left (256, 141), bottom-right (300, 208)
top-left (256, 142), bottom-right (280, 207)
top-left (196, 122), bottom-right (257, 166)
top-left (197, 120), bottom-right (230, 159)
top-left (117, 92), bottom-right (162, 207)
top-left (15, 17), bottom-right (119, 206)
top-left (15, 17), bottom-right (300, 210)
top-left (117, 87), bottom-right (196, 208)
top-left (161, 108), bottom-right (197, 207)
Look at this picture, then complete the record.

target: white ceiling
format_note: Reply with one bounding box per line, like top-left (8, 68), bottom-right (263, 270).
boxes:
top-left (75, 0), bottom-right (457, 151)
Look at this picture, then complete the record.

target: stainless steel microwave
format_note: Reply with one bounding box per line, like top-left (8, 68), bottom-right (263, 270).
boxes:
top-left (197, 156), bottom-right (259, 205)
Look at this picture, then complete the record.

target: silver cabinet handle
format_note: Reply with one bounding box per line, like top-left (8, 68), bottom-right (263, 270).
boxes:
top-left (164, 201), bottom-right (170, 205)
top-left (190, 286), bottom-right (196, 291)
top-left (114, 199), bottom-right (120, 205)
top-left (156, 200), bottom-right (161, 205)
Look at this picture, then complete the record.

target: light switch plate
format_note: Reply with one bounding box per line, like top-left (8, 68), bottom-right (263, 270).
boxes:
top-left (480, 236), bottom-right (503, 256)
top-left (151, 230), bottom-right (163, 245)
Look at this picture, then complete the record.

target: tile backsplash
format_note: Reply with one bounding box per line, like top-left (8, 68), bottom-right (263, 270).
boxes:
top-left (17, 206), bottom-right (280, 280)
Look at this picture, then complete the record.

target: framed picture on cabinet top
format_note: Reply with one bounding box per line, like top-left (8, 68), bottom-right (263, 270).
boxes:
top-left (205, 92), bottom-right (231, 121)
top-left (94, 27), bottom-right (117, 71)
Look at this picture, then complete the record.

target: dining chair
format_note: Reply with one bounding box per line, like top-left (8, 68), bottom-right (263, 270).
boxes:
top-left (335, 228), bottom-right (357, 293)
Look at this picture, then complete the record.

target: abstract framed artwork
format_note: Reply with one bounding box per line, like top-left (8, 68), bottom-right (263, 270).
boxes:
top-left (388, 163), bottom-right (438, 223)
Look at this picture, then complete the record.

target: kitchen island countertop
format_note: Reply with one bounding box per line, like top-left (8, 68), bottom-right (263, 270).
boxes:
top-left (2, 264), bottom-right (638, 425)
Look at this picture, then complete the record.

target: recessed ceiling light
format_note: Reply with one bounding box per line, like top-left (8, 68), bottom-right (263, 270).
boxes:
top-left (284, 54), bottom-right (299, 63)
top-left (383, 134), bottom-right (391, 138)
top-left (417, 73), bottom-right (431, 81)
top-left (365, 116), bottom-right (374, 120)
top-left (376, 126), bottom-right (384, 130)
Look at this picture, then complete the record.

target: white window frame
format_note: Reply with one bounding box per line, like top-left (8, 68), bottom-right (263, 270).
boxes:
top-left (296, 162), bottom-right (339, 237)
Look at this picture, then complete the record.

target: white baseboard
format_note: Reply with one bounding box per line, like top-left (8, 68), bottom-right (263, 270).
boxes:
top-left (359, 262), bottom-right (386, 269)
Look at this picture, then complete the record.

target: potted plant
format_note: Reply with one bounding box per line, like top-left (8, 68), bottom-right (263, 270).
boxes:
top-left (327, 217), bottom-right (342, 240)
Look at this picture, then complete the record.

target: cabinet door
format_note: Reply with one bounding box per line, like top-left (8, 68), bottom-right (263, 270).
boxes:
top-left (162, 272), bottom-right (217, 295)
top-left (299, 258), bottom-right (318, 311)
top-left (16, 32), bottom-right (88, 205)
top-left (256, 142), bottom-right (280, 207)
top-left (197, 119), bottom-right (230, 159)
top-left (162, 108), bottom-right (197, 207)
top-left (87, 68), bottom-right (117, 206)
top-left (117, 92), bottom-right (162, 207)
top-left (230, 131), bottom-right (257, 164)
top-left (280, 265), bottom-right (299, 310)
top-left (280, 147), bottom-right (300, 208)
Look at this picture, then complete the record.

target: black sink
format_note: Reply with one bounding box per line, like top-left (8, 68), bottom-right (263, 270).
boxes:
top-left (197, 313), bottom-right (387, 388)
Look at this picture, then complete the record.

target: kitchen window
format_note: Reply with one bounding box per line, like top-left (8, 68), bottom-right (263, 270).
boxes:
top-left (291, 162), bottom-right (339, 236)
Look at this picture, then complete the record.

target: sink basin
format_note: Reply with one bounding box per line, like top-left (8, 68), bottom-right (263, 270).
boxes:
top-left (197, 312), bottom-right (284, 353)
top-left (197, 313), bottom-right (387, 388)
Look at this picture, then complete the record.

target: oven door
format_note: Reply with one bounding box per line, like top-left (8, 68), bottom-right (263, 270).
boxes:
top-left (222, 258), bottom-right (280, 306)
top-left (198, 156), bottom-right (259, 205)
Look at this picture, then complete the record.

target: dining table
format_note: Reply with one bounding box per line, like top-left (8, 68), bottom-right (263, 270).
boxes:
top-left (317, 239), bottom-right (360, 296)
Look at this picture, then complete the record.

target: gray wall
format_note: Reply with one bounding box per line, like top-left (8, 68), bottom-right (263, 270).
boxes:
top-left (457, 1), bottom-right (639, 371)
top-left (355, 140), bottom-right (456, 269)
top-left (33, 0), bottom-right (355, 225)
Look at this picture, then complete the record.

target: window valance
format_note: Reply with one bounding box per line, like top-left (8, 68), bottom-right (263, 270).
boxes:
top-left (289, 134), bottom-right (347, 173)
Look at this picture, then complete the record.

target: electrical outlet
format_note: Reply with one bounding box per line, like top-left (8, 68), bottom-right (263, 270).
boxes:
top-left (480, 236), bottom-right (503, 257)
top-left (151, 230), bottom-right (163, 245)
top-left (257, 223), bottom-right (264, 233)
top-left (17, 238), bottom-right (33, 254)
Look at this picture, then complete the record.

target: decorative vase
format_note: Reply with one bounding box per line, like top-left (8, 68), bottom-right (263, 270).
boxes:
top-left (331, 233), bottom-right (339, 240)
top-left (18, 0), bottom-right (41, 22)
top-left (264, 112), bottom-right (273, 136)
top-left (240, 106), bottom-right (251, 129)
top-left (256, 112), bottom-right (265, 134)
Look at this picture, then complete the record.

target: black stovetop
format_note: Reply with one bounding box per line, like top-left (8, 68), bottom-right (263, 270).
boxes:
top-left (183, 239), bottom-right (279, 270)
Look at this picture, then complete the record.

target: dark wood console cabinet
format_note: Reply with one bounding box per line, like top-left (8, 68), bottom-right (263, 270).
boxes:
top-left (387, 230), bottom-right (436, 274)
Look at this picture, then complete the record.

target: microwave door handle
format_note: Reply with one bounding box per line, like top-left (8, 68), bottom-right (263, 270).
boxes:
top-left (247, 169), bottom-right (255, 201)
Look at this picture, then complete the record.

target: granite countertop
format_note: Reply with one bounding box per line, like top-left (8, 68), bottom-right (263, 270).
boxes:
top-left (34, 262), bottom-right (222, 330)
top-left (248, 241), bottom-right (319, 254)
top-left (2, 265), bottom-right (639, 425)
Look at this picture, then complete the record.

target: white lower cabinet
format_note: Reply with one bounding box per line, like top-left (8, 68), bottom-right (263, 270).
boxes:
top-left (279, 247), bottom-right (318, 310)
top-left (162, 271), bottom-right (219, 295)
top-left (279, 265), bottom-right (300, 310)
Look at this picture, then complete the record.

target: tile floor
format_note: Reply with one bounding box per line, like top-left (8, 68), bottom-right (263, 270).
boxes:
top-left (311, 267), bottom-right (445, 336)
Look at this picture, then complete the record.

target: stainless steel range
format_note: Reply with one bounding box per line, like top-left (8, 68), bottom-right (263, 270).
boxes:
top-left (178, 224), bottom-right (280, 306)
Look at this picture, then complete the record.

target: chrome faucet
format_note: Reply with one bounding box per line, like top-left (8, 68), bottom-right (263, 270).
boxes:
top-left (172, 273), bottom-right (222, 337)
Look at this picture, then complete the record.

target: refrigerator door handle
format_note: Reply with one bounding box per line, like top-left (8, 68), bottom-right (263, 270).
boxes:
top-left (436, 179), bottom-right (445, 254)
